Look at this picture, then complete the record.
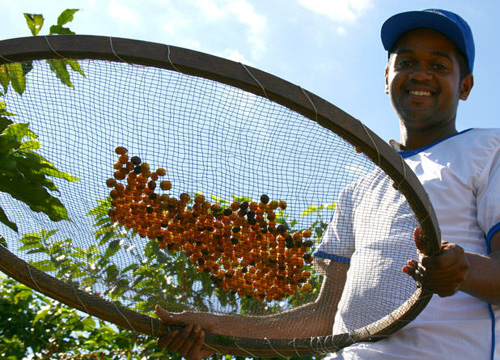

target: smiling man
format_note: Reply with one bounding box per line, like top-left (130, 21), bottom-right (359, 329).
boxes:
top-left (156, 9), bottom-right (500, 359)
top-left (374, 9), bottom-right (500, 359)
top-left (383, 11), bottom-right (474, 151)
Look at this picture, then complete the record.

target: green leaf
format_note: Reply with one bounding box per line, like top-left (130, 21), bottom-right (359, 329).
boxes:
top-left (21, 61), bottom-right (33, 76)
top-left (210, 195), bottom-right (230, 204)
top-left (104, 239), bottom-right (121, 258)
top-left (5, 63), bottom-right (26, 95)
top-left (0, 102), bottom-right (16, 117)
top-left (0, 66), bottom-right (9, 93)
top-left (0, 123), bottom-right (78, 224)
top-left (106, 264), bottom-right (119, 282)
top-left (81, 316), bottom-right (96, 331)
top-left (66, 59), bottom-right (85, 77)
top-left (19, 232), bottom-right (43, 242)
top-left (0, 175), bottom-right (70, 222)
top-left (0, 118), bottom-right (16, 134)
top-left (15, 151), bottom-right (79, 182)
top-left (47, 59), bottom-right (73, 88)
top-left (57, 9), bottom-right (79, 27)
top-left (46, 9), bottom-right (80, 35)
top-left (232, 195), bottom-right (252, 203)
top-left (121, 263), bottom-right (139, 274)
top-left (0, 135), bottom-right (21, 155)
top-left (49, 25), bottom-right (75, 36)
top-left (33, 259), bottom-right (58, 272)
top-left (87, 197), bottom-right (112, 217)
top-left (14, 155), bottom-right (74, 181)
top-left (41, 165), bottom-right (80, 182)
top-left (301, 205), bottom-right (318, 217)
top-left (300, 203), bottom-right (336, 217)
top-left (25, 247), bottom-right (49, 255)
top-left (32, 308), bottom-right (50, 324)
top-left (3, 122), bottom-right (31, 141)
top-left (0, 206), bottom-right (17, 232)
top-left (18, 241), bottom-right (43, 251)
top-left (18, 140), bottom-right (40, 151)
top-left (97, 232), bottom-right (115, 246)
top-left (24, 13), bottom-right (44, 36)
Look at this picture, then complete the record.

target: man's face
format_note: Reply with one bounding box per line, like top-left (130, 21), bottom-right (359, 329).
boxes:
top-left (385, 29), bottom-right (473, 134)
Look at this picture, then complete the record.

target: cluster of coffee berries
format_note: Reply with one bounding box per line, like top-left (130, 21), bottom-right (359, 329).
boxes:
top-left (107, 146), bottom-right (314, 301)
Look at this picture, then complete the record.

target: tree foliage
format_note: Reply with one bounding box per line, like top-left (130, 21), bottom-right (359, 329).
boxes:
top-left (0, 9), bottom-right (83, 232)
top-left (0, 276), bottom-right (165, 359)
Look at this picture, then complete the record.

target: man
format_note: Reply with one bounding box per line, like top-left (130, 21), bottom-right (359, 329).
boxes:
top-left (156, 9), bottom-right (500, 359)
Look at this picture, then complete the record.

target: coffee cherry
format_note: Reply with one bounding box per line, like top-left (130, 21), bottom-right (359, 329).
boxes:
top-left (130, 156), bottom-right (141, 165)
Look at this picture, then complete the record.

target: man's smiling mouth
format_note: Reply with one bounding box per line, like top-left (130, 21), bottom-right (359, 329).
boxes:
top-left (408, 90), bottom-right (433, 97)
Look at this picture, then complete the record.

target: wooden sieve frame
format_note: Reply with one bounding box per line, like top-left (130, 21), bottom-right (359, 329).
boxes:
top-left (0, 35), bottom-right (440, 357)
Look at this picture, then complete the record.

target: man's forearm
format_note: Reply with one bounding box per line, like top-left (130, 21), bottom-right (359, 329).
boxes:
top-left (200, 261), bottom-right (348, 339)
top-left (461, 250), bottom-right (500, 305)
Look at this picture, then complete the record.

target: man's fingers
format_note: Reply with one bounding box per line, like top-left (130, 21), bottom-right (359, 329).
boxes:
top-left (402, 259), bottom-right (425, 287)
top-left (157, 325), bottom-right (207, 360)
top-left (166, 325), bottom-right (198, 351)
top-left (420, 243), bottom-right (465, 270)
top-left (413, 227), bottom-right (426, 252)
top-left (185, 328), bottom-right (207, 360)
top-left (155, 305), bottom-right (215, 359)
top-left (157, 330), bottom-right (179, 349)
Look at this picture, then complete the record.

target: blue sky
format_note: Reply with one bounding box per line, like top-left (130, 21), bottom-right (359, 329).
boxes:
top-left (0, 0), bottom-right (498, 142)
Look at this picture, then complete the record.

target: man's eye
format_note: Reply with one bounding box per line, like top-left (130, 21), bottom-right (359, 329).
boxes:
top-left (397, 60), bottom-right (413, 68)
top-left (433, 63), bottom-right (448, 71)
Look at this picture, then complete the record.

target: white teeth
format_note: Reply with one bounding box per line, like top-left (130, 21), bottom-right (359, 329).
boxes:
top-left (409, 90), bottom-right (432, 97)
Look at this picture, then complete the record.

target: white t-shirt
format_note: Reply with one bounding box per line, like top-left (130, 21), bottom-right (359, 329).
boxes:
top-left (314, 128), bottom-right (500, 359)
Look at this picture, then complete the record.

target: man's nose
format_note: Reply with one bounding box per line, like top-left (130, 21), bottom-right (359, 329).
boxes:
top-left (408, 64), bottom-right (433, 81)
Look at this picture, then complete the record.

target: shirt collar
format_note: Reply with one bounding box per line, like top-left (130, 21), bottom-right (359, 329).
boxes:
top-left (389, 128), bottom-right (473, 158)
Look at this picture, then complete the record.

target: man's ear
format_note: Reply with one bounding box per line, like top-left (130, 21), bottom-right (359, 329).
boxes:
top-left (459, 73), bottom-right (474, 100)
top-left (385, 66), bottom-right (389, 94)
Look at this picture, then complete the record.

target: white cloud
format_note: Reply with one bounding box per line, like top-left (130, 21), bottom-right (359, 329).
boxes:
top-left (336, 26), bottom-right (347, 36)
top-left (108, 1), bottom-right (140, 26)
top-left (156, 0), bottom-right (268, 61)
top-left (183, 39), bottom-right (202, 51)
top-left (226, 0), bottom-right (267, 60)
top-left (227, 0), bottom-right (266, 35)
top-left (297, 0), bottom-right (373, 23)
top-left (162, 19), bottom-right (192, 36)
top-left (218, 48), bottom-right (247, 63)
top-left (195, 0), bottom-right (224, 19)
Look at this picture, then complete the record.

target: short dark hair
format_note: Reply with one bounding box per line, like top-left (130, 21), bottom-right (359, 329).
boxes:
top-left (455, 48), bottom-right (470, 80)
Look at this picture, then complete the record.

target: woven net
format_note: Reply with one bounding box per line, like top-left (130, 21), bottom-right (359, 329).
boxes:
top-left (0, 55), bottom-right (422, 346)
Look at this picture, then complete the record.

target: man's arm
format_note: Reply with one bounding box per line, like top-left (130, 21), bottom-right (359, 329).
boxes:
top-left (459, 232), bottom-right (500, 304)
top-left (156, 261), bottom-right (348, 359)
top-left (404, 228), bottom-right (500, 305)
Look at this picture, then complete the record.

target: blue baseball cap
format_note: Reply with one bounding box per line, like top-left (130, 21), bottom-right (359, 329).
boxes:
top-left (381, 9), bottom-right (475, 73)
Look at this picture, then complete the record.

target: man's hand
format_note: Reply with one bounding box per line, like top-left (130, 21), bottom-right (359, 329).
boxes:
top-left (402, 227), bottom-right (470, 297)
top-left (155, 305), bottom-right (215, 360)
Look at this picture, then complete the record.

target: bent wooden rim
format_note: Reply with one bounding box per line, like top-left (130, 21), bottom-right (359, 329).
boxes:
top-left (0, 244), bottom-right (431, 357)
top-left (0, 35), bottom-right (439, 356)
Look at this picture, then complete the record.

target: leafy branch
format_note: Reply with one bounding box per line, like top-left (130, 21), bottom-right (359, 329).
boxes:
top-left (0, 9), bottom-right (85, 232)
top-left (0, 121), bottom-right (79, 231)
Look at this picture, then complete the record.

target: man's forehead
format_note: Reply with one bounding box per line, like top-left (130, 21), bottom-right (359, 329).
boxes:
top-left (391, 28), bottom-right (458, 53)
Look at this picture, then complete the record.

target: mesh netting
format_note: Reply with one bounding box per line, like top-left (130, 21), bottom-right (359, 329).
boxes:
top-left (0, 55), bottom-right (424, 350)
